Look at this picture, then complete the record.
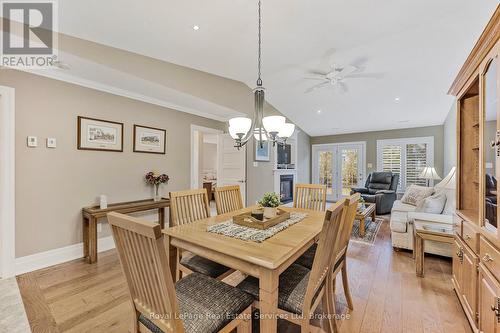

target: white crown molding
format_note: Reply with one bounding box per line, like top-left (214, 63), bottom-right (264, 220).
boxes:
top-left (16, 68), bottom-right (235, 123)
top-left (14, 236), bottom-right (115, 276)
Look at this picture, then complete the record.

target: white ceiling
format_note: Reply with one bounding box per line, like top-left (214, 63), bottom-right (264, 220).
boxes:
top-left (56, 0), bottom-right (498, 136)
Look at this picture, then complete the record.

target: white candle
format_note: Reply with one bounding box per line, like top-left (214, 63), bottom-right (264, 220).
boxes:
top-left (100, 195), bottom-right (108, 209)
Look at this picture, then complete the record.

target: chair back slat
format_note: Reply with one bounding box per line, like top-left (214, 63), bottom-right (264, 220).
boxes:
top-left (108, 212), bottom-right (185, 333)
top-left (336, 193), bottom-right (360, 260)
top-left (302, 200), bottom-right (345, 315)
top-left (293, 183), bottom-right (327, 211)
top-left (214, 185), bottom-right (244, 214)
top-left (170, 189), bottom-right (210, 226)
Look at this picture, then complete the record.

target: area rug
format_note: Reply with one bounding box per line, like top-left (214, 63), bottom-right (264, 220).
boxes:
top-left (350, 217), bottom-right (383, 245)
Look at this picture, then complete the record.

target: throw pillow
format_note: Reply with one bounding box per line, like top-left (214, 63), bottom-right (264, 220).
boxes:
top-left (416, 192), bottom-right (447, 214)
top-left (401, 185), bottom-right (434, 206)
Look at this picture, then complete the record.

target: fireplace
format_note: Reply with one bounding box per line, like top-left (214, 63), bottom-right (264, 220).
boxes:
top-left (280, 174), bottom-right (294, 204)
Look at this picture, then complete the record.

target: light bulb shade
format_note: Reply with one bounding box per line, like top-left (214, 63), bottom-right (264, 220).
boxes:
top-left (253, 128), bottom-right (268, 141)
top-left (419, 166), bottom-right (441, 180)
top-left (262, 116), bottom-right (285, 134)
top-left (229, 117), bottom-right (252, 136)
top-left (278, 123), bottom-right (295, 138)
top-left (228, 126), bottom-right (239, 139)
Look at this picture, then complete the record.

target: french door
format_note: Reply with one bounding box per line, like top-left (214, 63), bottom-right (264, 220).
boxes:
top-left (312, 142), bottom-right (366, 201)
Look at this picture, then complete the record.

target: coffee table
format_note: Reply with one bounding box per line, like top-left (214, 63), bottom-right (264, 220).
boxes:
top-left (413, 220), bottom-right (454, 277)
top-left (356, 203), bottom-right (376, 237)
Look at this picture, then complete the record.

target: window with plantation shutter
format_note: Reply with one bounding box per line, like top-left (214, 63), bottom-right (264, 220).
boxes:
top-left (377, 137), bottom-right (434, 192)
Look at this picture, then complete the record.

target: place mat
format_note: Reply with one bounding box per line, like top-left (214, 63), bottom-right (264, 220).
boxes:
top-left (207, 212), bottom-right (308, 243)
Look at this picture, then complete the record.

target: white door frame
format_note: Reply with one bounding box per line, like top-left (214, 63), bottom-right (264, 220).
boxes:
top-left (0, 86), bottom-right (16, 278)
top-left (190, 125), bottom-right (223, 189)
top-left (312, 141), bottom-right (366, 201)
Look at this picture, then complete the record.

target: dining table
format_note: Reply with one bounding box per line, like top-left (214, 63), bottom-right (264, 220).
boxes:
top-left (162, 205), bottom-right (326, 332)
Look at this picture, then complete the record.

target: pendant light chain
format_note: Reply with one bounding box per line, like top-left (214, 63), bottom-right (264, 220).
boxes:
top-left (257, 0), bottom-right (262, 87)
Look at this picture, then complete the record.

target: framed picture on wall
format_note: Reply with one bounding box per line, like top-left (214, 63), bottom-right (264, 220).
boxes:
top-left (77, 116), bottom-right (123, 152)
top-left (255, 140), bottom-right (270, 161)
top-left (133, 125), bottom-right (166, 154)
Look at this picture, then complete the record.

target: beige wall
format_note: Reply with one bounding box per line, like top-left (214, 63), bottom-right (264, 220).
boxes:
top-left (311, 125), bottom-right (445, 178)
top-left (1, 70), bottom-right (225, 257)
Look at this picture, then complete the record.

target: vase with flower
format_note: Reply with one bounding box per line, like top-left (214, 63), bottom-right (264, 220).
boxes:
top-left (145, 171), bottom-right (170, 201)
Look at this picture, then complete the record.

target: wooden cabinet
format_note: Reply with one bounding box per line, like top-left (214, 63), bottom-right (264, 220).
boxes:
top-left (479, 264), bottom-right (500, 332)
top-left (453, 236), bottom-right (479, 328)
top-left (451, 6), bottom-right (500, 333)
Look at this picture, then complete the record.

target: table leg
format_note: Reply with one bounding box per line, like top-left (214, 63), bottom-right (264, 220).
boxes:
top-left (415, 234), bottom-right (424, 277)
top-left (259, 268), bottom-right (278, 333)
top-left (88, 217), bottom-right (98, 264)
top-left (359, 217), bottom-right (366, 237)
top-left (83, 216), bottom-right (89, 260)
top-left (158, 207), bottom-right (165, 229)
top-left (372, 209), bottom-right (376, 222)
top-left (164, 235), bottom-right (177, 282)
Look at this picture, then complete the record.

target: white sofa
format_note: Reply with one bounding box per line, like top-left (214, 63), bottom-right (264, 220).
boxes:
top-left (390, 169), bottom-right (456, 257)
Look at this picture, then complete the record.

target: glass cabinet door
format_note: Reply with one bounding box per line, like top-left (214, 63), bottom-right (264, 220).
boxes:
top-left (483, 51), bottom-right (499, 233)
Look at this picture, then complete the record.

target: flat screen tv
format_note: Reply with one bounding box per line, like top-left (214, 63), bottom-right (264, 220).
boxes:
top-left (278, 144), bottom-right (291, 164)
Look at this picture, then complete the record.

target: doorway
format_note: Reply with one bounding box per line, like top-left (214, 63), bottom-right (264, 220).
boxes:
top-left (191, 126), bottom-right (223, 209)
top-left (312, 142), bottom-right (366, 201)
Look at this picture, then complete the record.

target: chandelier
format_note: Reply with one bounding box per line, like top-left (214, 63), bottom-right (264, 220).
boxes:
top-left (228, 0), bottom-right (295, 149)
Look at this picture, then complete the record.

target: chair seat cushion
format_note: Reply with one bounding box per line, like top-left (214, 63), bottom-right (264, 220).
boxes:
top-left (180, 254), bottom-right (231, 278)
top-left (236, 264), bottom-right (311, 315)
top-left (294, 244), bottom-right (318, 269)
top-left (294, 244), bottom-right (345, 272)
top-left (139, 273), bottom-right (254, 333)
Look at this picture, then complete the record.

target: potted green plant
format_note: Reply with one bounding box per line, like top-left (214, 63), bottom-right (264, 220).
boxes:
top-left (258, 192), bottom-right (281, 218)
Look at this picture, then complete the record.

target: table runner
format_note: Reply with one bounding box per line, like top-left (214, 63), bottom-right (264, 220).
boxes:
top-left (206, 212), bottom-right (308, 243)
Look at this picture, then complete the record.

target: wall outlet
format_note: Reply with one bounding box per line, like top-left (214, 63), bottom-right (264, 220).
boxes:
top-left (27, 136), bottom-right (38, 147)
top-left (253, 162), bottom-right (259, 167)
top-left (47, 138), bottom-right (57, 148)
top-left (97, 224), bottom-right (102, 233)
top-left (367, 162), bottom-right (373, 168)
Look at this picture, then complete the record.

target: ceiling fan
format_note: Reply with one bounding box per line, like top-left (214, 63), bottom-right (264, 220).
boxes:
top-left (304, 64), bottom-right (380, 94)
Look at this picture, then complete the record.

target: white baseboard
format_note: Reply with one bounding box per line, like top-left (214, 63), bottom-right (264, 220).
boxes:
top-left (14, 236), bottom-right (115, 276)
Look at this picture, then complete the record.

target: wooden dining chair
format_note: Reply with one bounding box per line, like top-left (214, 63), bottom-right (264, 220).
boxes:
top-left (293, 183), bottom-right (327, 211)
top-left (108, 212), bottom-right (253, 333)
top-left (236, 200), bottom-right (346, 332)
top-left (170, 189), bottom-right (231, 280)
top-left (295, 193), bottom-right (360, 313)
top-left (214, 185), bottom-right (244, 215)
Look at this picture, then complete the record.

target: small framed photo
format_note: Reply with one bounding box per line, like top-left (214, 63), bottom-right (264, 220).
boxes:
top-left (133, 125), bottom-right (166, 154)
top-left (77, 116), bottom-right (123, 152)
top-left (255, 140), bottom-right (270, 161)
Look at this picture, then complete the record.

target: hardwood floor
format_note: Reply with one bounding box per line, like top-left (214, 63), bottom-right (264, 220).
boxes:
top-left (17, 219), bottom-right (472, 333)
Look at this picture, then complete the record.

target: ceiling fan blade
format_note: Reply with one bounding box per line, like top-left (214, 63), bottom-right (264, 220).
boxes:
top-left (303, 77), bottom-right (327, 81)
top-left (337, 65), bottom-right (358, 78)
top-left (305, 82), bottom-right (329, 94)
top-left (344, 73), bottom-right (384, 79)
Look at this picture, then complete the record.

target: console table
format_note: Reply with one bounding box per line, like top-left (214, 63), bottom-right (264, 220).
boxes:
top-left (82, 198), bottom-right (170, 263)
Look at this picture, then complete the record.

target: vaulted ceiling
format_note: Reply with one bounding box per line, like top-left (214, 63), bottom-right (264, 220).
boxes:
top-left (55, 0), bottom-right (498, 136)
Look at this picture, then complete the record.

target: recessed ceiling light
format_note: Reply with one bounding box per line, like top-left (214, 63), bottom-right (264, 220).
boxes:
top-left (394, 97), bottom-right (400, 102)
top-left (193, 25), bottom-right (200, 31)
top-left (317, 110), bottom-right (322, 114)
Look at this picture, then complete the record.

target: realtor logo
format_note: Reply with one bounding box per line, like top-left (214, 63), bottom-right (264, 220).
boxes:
top-left (1, 0), bottom-right (58, 68)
